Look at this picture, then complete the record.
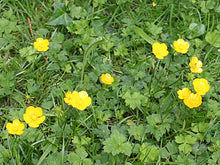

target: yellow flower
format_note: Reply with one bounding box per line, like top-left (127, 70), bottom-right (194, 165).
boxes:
top-left (152, 2), bottom-right (157, 6)
top-left (64, 91), bottom-right (73, 105)
top-left (65, 91), bottom-right (92, 111)
top-left (193, 78), bottom-right (210, 95)
top-left (177, 87), bottom-right (192, 99)
top-left (6, 119), bottom-right (25, 135)
top-left (101, 73), bottom-right (114, 85)
top-left (23, 106), bottom-right (46, 128)
top-left (173, 39), bottom-right (190, 54)
top-left (152, 42), bottom-right (169, 59)
top-left (183, 93), bottom-right (202, 108)
top-left (33, 38), bottom-right (49, 52)
top-left (189, 57), bottom-right (203, 73)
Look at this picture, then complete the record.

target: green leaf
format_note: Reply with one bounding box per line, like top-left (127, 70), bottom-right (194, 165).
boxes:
top-left (114, 44), bottom-right (128, 57)
top-left (47, 63), bottom-right (60, 71)
top-left (72, 136), bottom-right (91, 148)
top-left (93, 0), bottom-right (107, 7)
top-left (185, 135), bottom-right (197, 144)
top-left (208, 150), bottom-right (220, 164)
top-left (41, 152), bottom-right (62, 165)
top-left (47, 3), bottom-right (72, 26)
top-left (0, 18), bottom-right (17, 34)
top-left (19, 46), bottom-right (37, 62)
top-left (41, 101), bottom-right (53, 110)
top-left (128, 124), bottom-right (146, 141)
top-left (51, 32), bottom-right (64, 43)
top-left (191, 123), bottom-right (209, 133)
top-left (37, 144), bottom-right (53, 165)
top-left (103, 130), bottom-right (132, 156)
top-left (0, 144), bottom-right (10, 163)
top-left (69, 5), bottom-right (85, 19)
top-left (21, 127), bottom-right (44, 142)
top-left (94, 125), bottom-right (110, 139)
top-left (206, 0), bottom-right (216, 9)
top-left (175, 134), bottom-right (197, 144)
top-left (188, 23), bottom-right (205, 39)
top-left (205, 32), bottom-right (220, 47)
top-left (139, 143), bottom-right (159, 163)
top-left (146, 22), bottom-right (163, 35)
top-left (133, 26), bottom-right (155, 45)
top-left (67, 19), bottom-right (89, 35)
top-left (147, 114), bottom-right (161, 126)
top-left (179, 143), bottom-right (192, 154)
top-left (199, 1), bottom-right (209, 13)
top-left (68, 148), bottom-right (92, 165)
top-left (0, 72), bottom-right (15, 89)
top-left (122, 91), bottom-right (146, 109)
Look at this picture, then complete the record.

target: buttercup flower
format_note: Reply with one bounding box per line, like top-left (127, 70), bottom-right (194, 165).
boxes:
top-left (152, 2), bottom-right (157, 6)
top-left (152, 42), bottom-right (169, 59)
top-left (183, 93), bottom-right (202, 108)
top-left (189, 57), bottom-right (203, 73)
top-left (6, 119), bottom-right (25, 135)
top-left (23, 106), bottom-right (46, 128)
top-left (64, 91), bottom-right (92, 111)
top-left (101, 73), bottom-right (114, 85)
top-left (33, 38), bottom-right (49, 52)
top-left (177, 87), bottom-right (192, 99)
top-left (64, 91), bottom-right (73, 105)
top-left (193, 78), bottom-right (210, 95)
top-left (173, 39), bottom-right (190, 54)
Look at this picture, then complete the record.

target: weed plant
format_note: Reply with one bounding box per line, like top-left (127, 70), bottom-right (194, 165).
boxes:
top-left (0, 0), bottom-right (220, 164)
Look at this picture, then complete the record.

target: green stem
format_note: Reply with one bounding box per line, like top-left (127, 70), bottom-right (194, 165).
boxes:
top-left (169, 4), bottom-right (174, 34)
top-left (133, 26), bottom-right (155, 45)
top-left (10, 136), bottom-right (20, 165)
top-left (149, 60), bottom-right (160, 97)
top-left (79, 37), bottom-right (105, 89)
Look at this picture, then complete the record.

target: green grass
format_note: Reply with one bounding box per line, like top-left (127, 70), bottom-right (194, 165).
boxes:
top-left (0, 0), bottom-right (220, 164)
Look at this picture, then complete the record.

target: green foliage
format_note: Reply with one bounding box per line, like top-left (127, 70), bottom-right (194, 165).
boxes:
top-left (128, 124), bottom-right (146, 141)
top-left (175, 134), bottom-right (197, 154)
top-left (205, 32), bottom-right (220, 47)
top-left (0, 72), bottom-right (15, 96)
top-left (139, 143), bottom-right (159, 163)
top-left (103, 130), bottom-right (132, 156)
top-left (122, 91), bottom-right (146, 109)
top-left (68, 148), bottom-right (93, 165)
top-left (47, 3), bottom-right (72, 26)
top-left (0, 0), bottom-right (219, 164)
top-left (19, 46), bottom-right (37, 62)
top-left (146, 114), bottom-right (172, 141)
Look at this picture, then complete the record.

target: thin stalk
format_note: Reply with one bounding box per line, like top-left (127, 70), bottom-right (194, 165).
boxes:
top-left (169, 4), bottom-right (174, 34)
top-left (148, 60), bottom-right (160, 97)
top-left (79, 37), bottom-right (104, 89)
top-left (10, 136), bottom-right (20, 165)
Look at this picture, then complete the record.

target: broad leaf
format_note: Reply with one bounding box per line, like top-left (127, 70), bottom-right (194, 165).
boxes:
top-left (122, 91), bottom-right (146, 109)
top-left (47, 3), bottom-right (72, 26)
top-left (205, 32), bottom-right (220, 47)
top-left (103, 130), bottom-right (132, 156)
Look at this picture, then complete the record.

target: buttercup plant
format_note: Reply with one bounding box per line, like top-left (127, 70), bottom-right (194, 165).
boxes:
top-left (6, 119), bottom-right (25, 135)
top-left (64, 91), bottom-right (92, 111)
top-left (193, 78), bottom-right (210, 95)
top-left (173, 39), bottom-right (190, 54)
top-left (189, 57), bottom-right (203, 73)
top-left (100, 73), bottom-right (114, 85)
top-left (33, 38), bottom-right (49, 52)
top-left (23, 106), bottom-right (46, 128)
top-left (183, 93), bottom-right (202, 109)
top-left (1, 1), bottom-right (219, 164)
top-left (152, 42), bottom-right (169, 59)
top-left (177, 87), bottom-right (192, 100)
